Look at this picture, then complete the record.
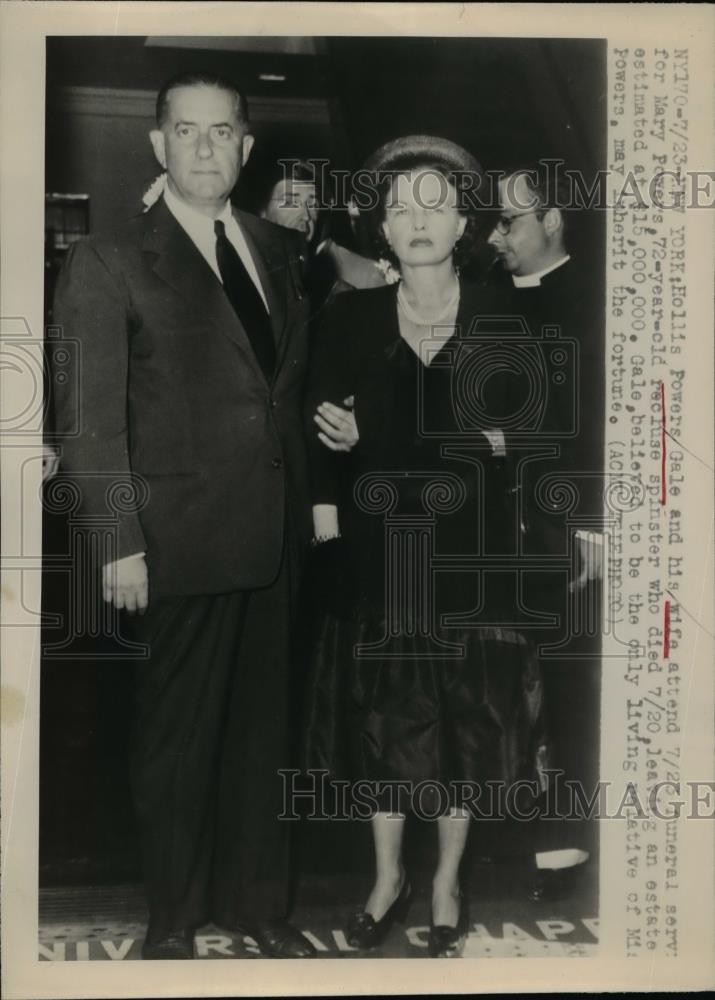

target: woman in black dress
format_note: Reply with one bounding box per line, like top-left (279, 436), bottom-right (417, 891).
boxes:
top-left (305, 136), bottom-right (547, 957)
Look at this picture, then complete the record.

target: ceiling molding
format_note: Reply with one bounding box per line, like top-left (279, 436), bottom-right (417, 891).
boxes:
top-left (51, 86), bottom-right (331, 126)
top-left (144, 36), bottom-right (325, 56)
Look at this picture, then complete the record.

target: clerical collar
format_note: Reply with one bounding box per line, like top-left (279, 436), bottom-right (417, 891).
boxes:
top-left (163, 185), bottom-right (233, 234)
top-left (512, 255), bottom-right (571, 288)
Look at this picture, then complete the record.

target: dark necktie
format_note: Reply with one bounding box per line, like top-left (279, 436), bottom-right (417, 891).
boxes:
top-left (214, 219), bottom-right (276, 379)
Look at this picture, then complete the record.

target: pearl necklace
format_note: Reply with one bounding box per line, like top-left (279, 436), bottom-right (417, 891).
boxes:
top-left (396, 280), bottom-right (460, 326)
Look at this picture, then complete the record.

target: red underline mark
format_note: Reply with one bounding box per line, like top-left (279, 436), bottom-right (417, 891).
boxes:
top-left (660, 380), bottom-right (667, 506)
top-left (661, 382), bottom-right (669, 657)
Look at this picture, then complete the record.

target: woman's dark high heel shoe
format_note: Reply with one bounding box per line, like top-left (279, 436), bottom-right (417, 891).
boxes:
top-left (346, 879), bottom-right (412, 950)
top-left (428, 893), bottom-right (469, 958)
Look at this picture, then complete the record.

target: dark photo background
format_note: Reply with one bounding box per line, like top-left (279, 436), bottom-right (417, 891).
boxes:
top-left (41, 35), bottom-right (606, 888)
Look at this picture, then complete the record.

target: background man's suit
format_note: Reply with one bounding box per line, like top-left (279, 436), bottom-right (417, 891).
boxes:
top-left (53, 197), bottom-right (311, 935)
top-left (501, 257), bottom-right (604, 566)
top-left (493, 255), bottom-right (604, 868)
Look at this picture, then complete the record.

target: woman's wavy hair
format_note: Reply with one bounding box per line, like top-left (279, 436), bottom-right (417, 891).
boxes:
top-left (360, 153), bottom-right (484, 272)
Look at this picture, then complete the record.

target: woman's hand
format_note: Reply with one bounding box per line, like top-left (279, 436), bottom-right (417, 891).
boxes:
top-left (569, 532), bottom-right (604, 592)
top-left (42, 443), bottom-right (61, 482)
top-left (482, 429), bottom-right (506, 456)
top-left (314, 396), bottom-right (359, 452)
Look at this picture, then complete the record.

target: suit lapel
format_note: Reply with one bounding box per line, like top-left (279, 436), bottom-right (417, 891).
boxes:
top-left (141, 199), bottom-right (269, 384)
top-left (235, 209), bottom-right (288, 349)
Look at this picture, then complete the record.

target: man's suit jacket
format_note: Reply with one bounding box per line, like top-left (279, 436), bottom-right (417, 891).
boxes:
top-left (490, 258), bottom-right (605, 560)
top-left (53, 198), bottom-right (312, 597)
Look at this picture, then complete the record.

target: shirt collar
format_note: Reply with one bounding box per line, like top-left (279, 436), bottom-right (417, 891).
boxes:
top-left (512, 254), bottom-right (571, 288)
top-left (163, 185), bottom-right (233, 237)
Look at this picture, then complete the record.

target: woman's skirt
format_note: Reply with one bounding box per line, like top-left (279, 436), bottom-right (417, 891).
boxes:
top-left (302, 600), bottom-right (551, 815)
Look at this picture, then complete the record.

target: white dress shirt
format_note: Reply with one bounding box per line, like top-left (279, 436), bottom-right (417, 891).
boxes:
top-left (163, 186), bottom-right (270, 311)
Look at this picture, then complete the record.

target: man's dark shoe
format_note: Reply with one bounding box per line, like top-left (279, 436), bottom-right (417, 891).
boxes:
top-left (238, 919), bottom-right (316, 958)
top-left (529, 867), bottom-right (563, 902)
top-left (141, 927), bottom-right (195, 959)
top-left (529, 865), bottom-right (585, 903)
top-left (529, 848), bottom-right (591, 902)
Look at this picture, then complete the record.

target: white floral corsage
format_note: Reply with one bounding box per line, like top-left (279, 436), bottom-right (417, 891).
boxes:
top-left (374, 257), bottom-right (401, 285)
top-left (142, 172), bottom-right (167, 212)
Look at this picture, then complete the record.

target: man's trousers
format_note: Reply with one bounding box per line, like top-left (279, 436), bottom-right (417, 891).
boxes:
top-left (524, 570), bottom-right (601, 863)
top-left (125, 545), bottom-right (300, 936)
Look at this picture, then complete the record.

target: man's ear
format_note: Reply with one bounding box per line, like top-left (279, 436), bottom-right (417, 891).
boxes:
top-left (241, 133), bottom-right (255, 165)
top-left (543, 206), bottom-right (563, 237)
top-left (149, 129), bottom-right (167, 170)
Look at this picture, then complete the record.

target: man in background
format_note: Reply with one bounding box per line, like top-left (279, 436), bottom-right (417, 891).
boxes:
top-left (251, 157), bottom-right (320, 244)
top-left (487, 164), bottom-right (604, 898)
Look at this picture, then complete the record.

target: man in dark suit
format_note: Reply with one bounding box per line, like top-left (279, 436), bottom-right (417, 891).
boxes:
top-left (53, 71), bottom-right (315, 958)
top-left (487, 165), bottom-right (604, 898)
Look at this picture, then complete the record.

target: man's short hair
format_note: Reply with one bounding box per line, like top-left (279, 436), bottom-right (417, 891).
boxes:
top-left (501, 161), bottom-right (571, 213)
top-left (501, 161), bottom-right (572, 245)
top-left (257, 159), bottom-right (318, 213)
top-left (155, 71), bottom-right (249, 129)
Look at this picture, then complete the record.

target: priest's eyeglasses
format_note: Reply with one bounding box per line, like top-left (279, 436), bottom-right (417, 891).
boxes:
top-left (494, 207), bottom-right (544, 235)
